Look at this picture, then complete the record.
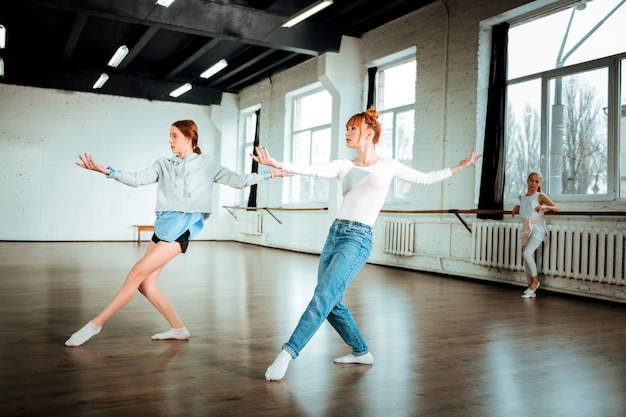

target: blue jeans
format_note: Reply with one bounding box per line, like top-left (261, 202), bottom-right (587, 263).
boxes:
top-left (283, 219), bottom-right (373, 359)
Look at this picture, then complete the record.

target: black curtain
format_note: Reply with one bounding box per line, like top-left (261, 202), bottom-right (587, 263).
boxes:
top-left (247, 109), bottom-right (261, 208)
top-left (366, 67), bottom-right (377, 109)
top-left (477, 22), bottom-right (509, 220)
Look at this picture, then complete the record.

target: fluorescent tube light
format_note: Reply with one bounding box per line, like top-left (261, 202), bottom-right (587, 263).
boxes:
top-left (0, 58), bottom-right (4, 77)
top-left (92, 73), bottom-right (109, 89)
top-left (200, 59), bottom-right (228, 79)
top-left (156, 0), bottom-right (176, 7)
top-left (0, 25), bottom-right (5, 49)
top-left (169, 83), bottom-right (192, 98)
top-left (282, 0), bottom-right (333, 28)
top-left (107, 45), bottom-right (129, 68)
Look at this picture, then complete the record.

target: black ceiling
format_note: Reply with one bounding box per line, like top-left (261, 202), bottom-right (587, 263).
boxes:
top-left (0, 0), bottom-right (435, 106)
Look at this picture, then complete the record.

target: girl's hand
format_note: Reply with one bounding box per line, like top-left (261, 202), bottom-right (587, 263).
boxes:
top-left (511, 205), bottom-right (520, 218)
top-left (76, 153), bottom-right (109, 175)
top-left (251, 146), bottom-right (282, 169)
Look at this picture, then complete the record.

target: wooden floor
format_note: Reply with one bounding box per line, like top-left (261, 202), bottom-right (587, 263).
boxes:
top-left (2, 241), bottom-right (626, 417)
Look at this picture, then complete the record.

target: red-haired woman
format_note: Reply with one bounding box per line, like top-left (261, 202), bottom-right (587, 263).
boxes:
top-left (253, 108), bottom-right (481, 380)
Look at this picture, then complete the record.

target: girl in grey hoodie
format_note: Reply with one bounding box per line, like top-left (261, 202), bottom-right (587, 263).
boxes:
top-left (65, 119), bottom-right (288, 347)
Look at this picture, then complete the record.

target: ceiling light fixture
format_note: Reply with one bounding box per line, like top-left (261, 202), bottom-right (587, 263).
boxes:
top-left (107, 45), bottom-right (129, 68)
top-left (156, 0), bottom-right (176, 7)
top-left (92, 73), bottom-right (109, 89)
top-left (0, 58), bottom-right (4, 77)
top-left (0, 25), bottom-right (6, 49)
top-left (169, 83), bottom-right (192, 98)
top-left (200, 59), bottom-right (228, 79)
top-left (281, 0), bottom-right (333, 28)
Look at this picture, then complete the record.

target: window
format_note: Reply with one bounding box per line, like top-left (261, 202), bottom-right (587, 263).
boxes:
top-left (505, 0), bottom-right (626, 202)
top-left (284, 88), bottom-right (332, 204)
top-left (374, 58), bottom-right (416, 201)
top-left (238, 108), bottom-right (258, 204)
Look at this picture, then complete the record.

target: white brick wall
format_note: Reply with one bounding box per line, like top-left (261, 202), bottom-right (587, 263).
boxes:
top-left (4, 0), bottom-right (622, 301)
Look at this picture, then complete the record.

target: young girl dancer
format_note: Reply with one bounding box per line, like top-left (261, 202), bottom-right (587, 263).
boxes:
top-left (511, 172), bottom-right (559, 299)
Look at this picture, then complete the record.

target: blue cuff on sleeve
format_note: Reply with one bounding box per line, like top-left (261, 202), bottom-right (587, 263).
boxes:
top-left (262, 171), bottom-right (269, 181)
top-left (107, 166), bottom-right (115, 178)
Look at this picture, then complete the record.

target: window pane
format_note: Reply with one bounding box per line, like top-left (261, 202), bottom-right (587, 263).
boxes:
top-left (379, 61), bottom-right (416, 108)
top-left (505, 79), bottom-right (542, 200)
top-left (620, 58), bottom-right (626, 197)
top-left (548, 68), bottom-right (608, 195)
top-left (508, 0), bottom-right (626, 79)
top-left (394, 110), bottom-right (415, 199)
top-left (294, 90), bottom-right (332, 130)
top-left (310, 128), bottom-right (331, 200)
top-left (293, 131), bottom-right (311, 164)
top-left (378, 112), bottom-right (394, 158)
top-left (396, 110), bottom-right (415, 163)
top-left (311, 128), bottom-right (331, 163)
top-left (376, 59), bottom-right (416, 202)
top-left (243, 112), bottom-right (257, 175)
top-left (287, 89), bottom-right (332, 204)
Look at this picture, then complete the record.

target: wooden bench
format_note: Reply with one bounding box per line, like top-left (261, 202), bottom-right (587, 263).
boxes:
top-left (132, 225), bottom-right (154, 243)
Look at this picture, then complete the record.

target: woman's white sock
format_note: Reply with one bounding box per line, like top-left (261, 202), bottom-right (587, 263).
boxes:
top-left (265, 349), bottom-right (292, 381)
top-left (333, 352), bottom-right (374, 365)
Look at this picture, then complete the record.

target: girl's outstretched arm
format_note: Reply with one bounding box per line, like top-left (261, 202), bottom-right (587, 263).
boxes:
top-left (76, 153), bottom-right (110, 175)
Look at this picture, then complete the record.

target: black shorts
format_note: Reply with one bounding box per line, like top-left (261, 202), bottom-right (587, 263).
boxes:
top-left (151, 230), bottom-right (191, 253)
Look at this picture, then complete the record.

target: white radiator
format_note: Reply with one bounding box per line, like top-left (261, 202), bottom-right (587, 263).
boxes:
top-left (472, 222), bottom-right (626, 285)
top-left (383, 221), bottom-right (415, 256)
top-left (237, 211), bottom-right (263, 235)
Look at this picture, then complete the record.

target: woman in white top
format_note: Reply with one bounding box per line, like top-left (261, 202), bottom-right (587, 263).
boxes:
top-left (511, 172), bottom-right (559, 299)
top-left (252, 108), bottom-right (481, 380)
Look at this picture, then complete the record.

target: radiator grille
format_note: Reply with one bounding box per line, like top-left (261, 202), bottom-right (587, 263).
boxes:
top-left (383, 221), bottom-right (415, 256)
top-left (237, 211), bottom-right (263, 235)
top-left (472, 222), bottom-right (626, 285)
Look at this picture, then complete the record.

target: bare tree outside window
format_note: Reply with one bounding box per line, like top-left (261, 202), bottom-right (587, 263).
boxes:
top-left (559, 76), bottom-right (608, 194)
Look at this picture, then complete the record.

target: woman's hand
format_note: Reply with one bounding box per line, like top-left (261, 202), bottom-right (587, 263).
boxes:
top-left (76, 153), bottom-right (109, 175)
top-left (252, 146), bottom-right (282, 169)
top-left (269, 169), bottom-right (293, 178)
top-left (450, 148), bottom-right (482, 174)
top-left (459, 148), bottom-right (482, 168)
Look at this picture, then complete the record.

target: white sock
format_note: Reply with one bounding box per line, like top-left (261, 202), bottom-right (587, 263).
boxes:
top-left (333, 352), bottom-right (374, 365)
top-left (151, 327), bottom-right (190, 340)
top-left (65, 321), bottom-right (102, 347)
top-left (265, 349), bottom-right (292, 381)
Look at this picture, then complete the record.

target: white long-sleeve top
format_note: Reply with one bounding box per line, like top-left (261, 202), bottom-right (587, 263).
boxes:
top-left (282, 158), bottom-right (452, 227)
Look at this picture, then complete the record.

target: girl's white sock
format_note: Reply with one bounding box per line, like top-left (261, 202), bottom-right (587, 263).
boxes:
top-left (151, 327), bottom-right (190, 340)
top-left (65, 321), bottom-right (102, 347)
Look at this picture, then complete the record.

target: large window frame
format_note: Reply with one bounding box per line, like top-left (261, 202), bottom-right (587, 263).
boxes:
top-left (238, 106), bottom-right (259, 205)
top-left (371, 52), bottom-right (417, 203)
top-left (504, 0), bottom-right (625, 204)
top-left (283, 86), bottom-right (332, 205)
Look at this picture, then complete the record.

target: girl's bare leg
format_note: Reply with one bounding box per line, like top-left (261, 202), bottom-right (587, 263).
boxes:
top-left (65, 240), bottom-right (182, 346)
top-left (138, 244), bottom-right (189, 339)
